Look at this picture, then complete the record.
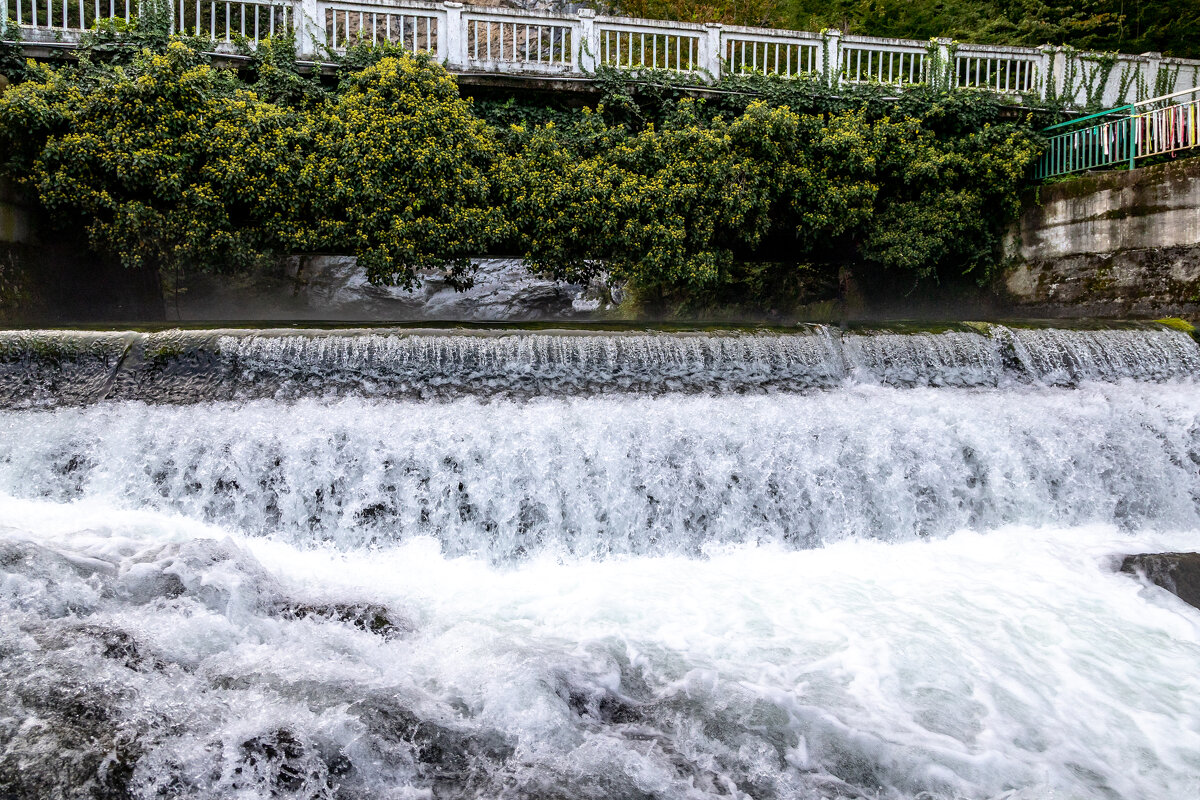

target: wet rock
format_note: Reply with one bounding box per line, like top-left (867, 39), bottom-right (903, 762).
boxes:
top-left (560, 684), bottom-right (643, 725)
top-left (276, 601), bottom-right (410, 638)
top-left (1120, 552), bottom-right (1200, 609)
top-left (234, 728), bottom-right (329, 795)
top-left (38, 624), bottom-right (163, 673)
top-left (347, 694), bottom-right (514, 784)
top-left (0, 655), bottom-right (141, 800)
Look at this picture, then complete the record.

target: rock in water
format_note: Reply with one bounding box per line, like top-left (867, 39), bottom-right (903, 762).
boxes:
top-left (1120, 552), bottom-right (1200, 609)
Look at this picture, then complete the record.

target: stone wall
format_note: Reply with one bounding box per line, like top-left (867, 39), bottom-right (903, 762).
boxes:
top-left (1002, 158), bottom-right (1200, 317)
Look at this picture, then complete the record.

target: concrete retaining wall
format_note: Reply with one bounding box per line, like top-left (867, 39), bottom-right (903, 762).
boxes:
top-left (1003, 159), bottom-right (1200, 317)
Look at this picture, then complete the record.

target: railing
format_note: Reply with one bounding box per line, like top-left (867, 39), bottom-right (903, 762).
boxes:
top-left (954, 46), bottom-right (1039, 94)
top-left (723, 27), bottom-right (819, 78)
top-left (841, 36), bottom-right (926, 86)
top-left (1135, 93), bottom-right (1200, 158)
top-left (465, 10), bottom-right (572, 71)
top-left (1035, 87), bottom-right (1200, 178)
top-left (597, 19), bottom-right (701, 72)
top-left (6, 0), bottom-right (135, 33)
top-left (173, 1), bottom-right (290, 44)
top-left (4, 0), bottom-right (1200, 110)
top-left (323, 2), bottom-right (434, 52)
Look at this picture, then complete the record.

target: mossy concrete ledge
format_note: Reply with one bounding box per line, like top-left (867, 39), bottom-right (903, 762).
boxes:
top-left (1002, 159), bottom-right (1200, 318)
top-left (0, 179), bottom-right (31, 245)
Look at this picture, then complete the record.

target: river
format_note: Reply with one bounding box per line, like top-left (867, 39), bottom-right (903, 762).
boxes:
top-left (1, 325), bottom-right (1199, 799)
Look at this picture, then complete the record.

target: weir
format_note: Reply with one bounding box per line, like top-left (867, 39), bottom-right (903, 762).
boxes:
top-left (2, 323), bottom-right (1198, 405)
top-left (2, 324), bottom-right (1200, 799)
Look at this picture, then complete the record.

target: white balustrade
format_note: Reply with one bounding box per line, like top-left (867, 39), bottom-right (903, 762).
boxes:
top-left (8, 0), bottom-right (135, 38)
top-left (596, 19), bottom-right (704, 73)
top-left (174, 1), bottom-right (290, 44)
top-left (4, 0), bottom-right (1200, 110)
top-left (723, 27), bottom-right (819, 78)
top-left (463, 10), bottom-right (571, 70)
top-left (841, 37), bottom-right (927, 85)
top-left (954, 46), bottom-right (1038, 94)
top-left (324, 2), bottom-right (435, 52)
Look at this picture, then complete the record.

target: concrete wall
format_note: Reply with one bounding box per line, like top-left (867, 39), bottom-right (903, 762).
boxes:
top-left (1003, 158), bottom-right (1200, 318)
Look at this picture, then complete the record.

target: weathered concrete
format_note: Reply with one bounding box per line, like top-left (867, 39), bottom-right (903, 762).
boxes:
top-left (1002, 159), bottom-right (1200, 317)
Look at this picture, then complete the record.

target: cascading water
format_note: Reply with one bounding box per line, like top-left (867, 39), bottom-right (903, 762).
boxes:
top-left (2, 325), bottom-right (1200, 800)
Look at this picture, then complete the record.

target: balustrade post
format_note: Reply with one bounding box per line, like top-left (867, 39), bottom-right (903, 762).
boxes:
top-left (296, 0), bottom-right (322, 60)
top-left (1038, 45), bottom-right (1054, 100)
top-left (1051, 46), bottom-right (1069, 103)
top-left (442, 2), bottom-right (464, 70)
top-left (1127, 113), bottom-right (1136, 170)
top-left (703, 23), bottom-right (721, 82)
top-left (824, 28), bottom-right (841, 87)
top-left (935, 37), bottom-right (951, 89)
top-left (1141, 51), bottom-right (1162, 101)
top-left (577, 8), bottom-right (596, 72)
top-left (1, 0), bottom-right (8, 39)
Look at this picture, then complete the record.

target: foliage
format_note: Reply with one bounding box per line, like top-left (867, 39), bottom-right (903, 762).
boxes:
top-left (0, 35), bottom-right (1039, 311)
top-left (310, 53), bottom-right (508, 288)
top-left (0, 27), bottom-right (25, 84)
top-left (0, 40), bottom-right (505, 288)
top-left (861, 118), bottom-right (1040, 279)
top-left (0, 43), bottom-right (303, 275)
top-left (75, 0), bottom-right (174, 66)
top-left (497, 97), bottom-right (1038, 304)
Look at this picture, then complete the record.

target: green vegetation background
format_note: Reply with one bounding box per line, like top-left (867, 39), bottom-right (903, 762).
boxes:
top-left (610, 0), bottom-right (1200, 59)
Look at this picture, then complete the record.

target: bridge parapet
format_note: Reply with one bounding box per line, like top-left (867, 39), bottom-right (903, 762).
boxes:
top-left (4, 0), bottom-right (1200, 109)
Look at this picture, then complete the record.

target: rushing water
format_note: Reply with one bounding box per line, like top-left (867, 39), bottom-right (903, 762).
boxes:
top-left (2, 326), bottom-right (1200, 799)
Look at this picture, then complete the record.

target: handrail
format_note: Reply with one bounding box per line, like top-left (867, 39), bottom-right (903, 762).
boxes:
top-left (1037, 89), bottom-right (1200, 179)
top-left (1043, 105), bottom-right (1133, 132)
top-left (1130, 85), bottom-right (1200, 109)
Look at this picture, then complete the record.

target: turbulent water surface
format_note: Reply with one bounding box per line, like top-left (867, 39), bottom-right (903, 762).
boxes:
top-left (2, 326), bottom-right (1200, 800)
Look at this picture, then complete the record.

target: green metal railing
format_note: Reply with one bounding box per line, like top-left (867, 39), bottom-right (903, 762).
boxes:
top-left (1036, 87), bottom-right (1200, 179)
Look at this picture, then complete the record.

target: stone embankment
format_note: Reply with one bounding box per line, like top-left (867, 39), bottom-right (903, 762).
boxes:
top-left (1003, 158), bottom-right (1200, 318)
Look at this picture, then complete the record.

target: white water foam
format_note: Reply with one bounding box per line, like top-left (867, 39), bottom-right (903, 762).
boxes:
top-left (1, 383), bottom-right (1199, 557)
top-left (1, 496), bottom-right (1199, 799)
